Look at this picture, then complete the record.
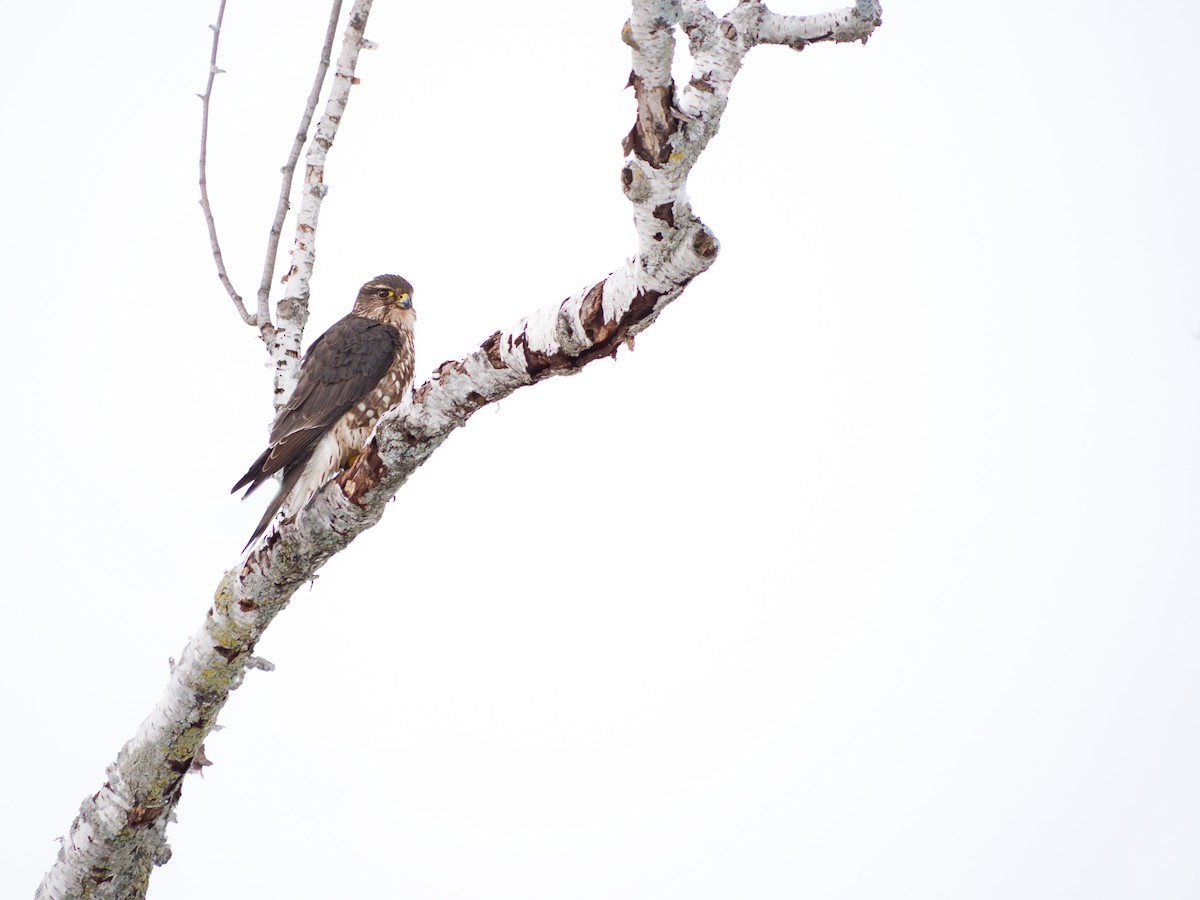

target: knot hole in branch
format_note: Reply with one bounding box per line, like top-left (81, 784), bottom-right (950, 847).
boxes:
top-left (692, 227), bottom-right (719, 260)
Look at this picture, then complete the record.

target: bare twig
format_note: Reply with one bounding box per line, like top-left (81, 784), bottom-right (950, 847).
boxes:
top-left (255, 0), bottom-right (346, 330)
top-left (197, 0), bottom-right (254, 326)
top-left (269, 0), bottom-right (375, 410)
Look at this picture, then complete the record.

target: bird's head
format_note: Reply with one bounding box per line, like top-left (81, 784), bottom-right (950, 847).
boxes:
top-left (354, 274), bottom-right (415, 322)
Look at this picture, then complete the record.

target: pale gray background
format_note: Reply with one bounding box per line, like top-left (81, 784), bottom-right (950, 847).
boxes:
top-left (4, 1), bottom-right (1199, 897)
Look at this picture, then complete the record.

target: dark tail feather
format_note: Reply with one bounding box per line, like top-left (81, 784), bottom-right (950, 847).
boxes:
top-left (232, 448), bottom-right (272, 496)
top-left (243, 465), bottom-right (306, 551)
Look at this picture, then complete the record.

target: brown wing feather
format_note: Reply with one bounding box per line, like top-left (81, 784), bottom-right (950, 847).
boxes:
top-left (232, 315), bottom-right (402, 495)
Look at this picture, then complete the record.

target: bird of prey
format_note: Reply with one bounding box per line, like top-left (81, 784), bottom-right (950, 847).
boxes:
top-left (233, 274), bottom-right (416, 549)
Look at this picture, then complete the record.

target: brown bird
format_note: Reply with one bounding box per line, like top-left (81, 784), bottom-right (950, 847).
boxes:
top-left (233, 275), bottom-right (416, 549)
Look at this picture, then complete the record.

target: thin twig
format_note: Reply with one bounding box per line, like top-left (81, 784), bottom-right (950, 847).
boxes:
top-left (198, 0), bottom-right (255, 326)
top-left (255, 0), bottom-right (345, 329)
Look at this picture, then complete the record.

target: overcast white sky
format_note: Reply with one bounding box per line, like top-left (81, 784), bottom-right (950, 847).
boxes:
top-left (4, 1), bottom-right (1200, 898)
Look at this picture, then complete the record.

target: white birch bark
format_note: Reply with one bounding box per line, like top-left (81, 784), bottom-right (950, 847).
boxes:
top-left (270, 0), bottom-right (375, 409)
top-left (36, 2), bottom-right (881, 897)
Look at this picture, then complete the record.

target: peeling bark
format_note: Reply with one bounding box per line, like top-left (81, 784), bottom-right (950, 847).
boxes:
top-left (622, 73), bottom-right (678, 166)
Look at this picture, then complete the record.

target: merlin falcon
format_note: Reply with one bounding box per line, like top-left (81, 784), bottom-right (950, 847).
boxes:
top-left (233, 274), bottom-right (416, 549)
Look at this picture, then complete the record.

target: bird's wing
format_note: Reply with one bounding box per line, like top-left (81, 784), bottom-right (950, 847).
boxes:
top-left (233, 316), bottom-right (401, 492)
top-left (271, 315), bottom-right (402, 441)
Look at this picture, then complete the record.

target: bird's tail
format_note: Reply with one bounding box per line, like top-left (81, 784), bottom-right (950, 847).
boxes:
top-left (232, 448), bottom-right (272, 496)
top-left (243, 464), bottom-right (306, 552)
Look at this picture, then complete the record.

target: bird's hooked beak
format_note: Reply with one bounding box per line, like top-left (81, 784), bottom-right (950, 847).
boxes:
top-left (398, 293), bottom-right (412, 310)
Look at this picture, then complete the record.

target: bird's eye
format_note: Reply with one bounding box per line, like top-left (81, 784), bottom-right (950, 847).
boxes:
top-left (376, 288), bottom-right (392, 299)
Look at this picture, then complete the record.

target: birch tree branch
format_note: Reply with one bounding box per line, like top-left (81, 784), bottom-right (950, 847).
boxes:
top-left (37, 2), bottom-right (879, 896)
top-left (269, 0), bottom-right (375, 410)
top-left (255, 0), bottom-right (345, 331)
top-left (747, 0), bottom-right (882, 50)
top-left (197, 0), bottom-right (254, 326)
